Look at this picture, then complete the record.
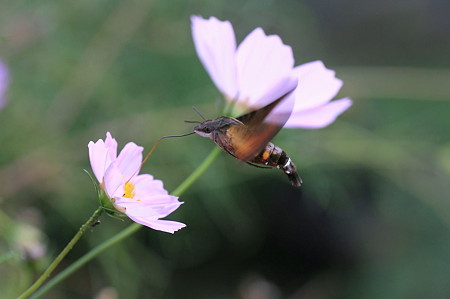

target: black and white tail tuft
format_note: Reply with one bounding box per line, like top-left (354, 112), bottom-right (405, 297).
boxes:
top-left (280, 157), bottom-right (302, 187)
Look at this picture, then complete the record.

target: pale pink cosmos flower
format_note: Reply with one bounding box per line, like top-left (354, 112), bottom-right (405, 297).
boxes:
top-left (0, 59), bottom-right (9, 110)
top-left (88, 132), bottom-right (186, 234)
top-left (191, 16), bottom-right (352, 128)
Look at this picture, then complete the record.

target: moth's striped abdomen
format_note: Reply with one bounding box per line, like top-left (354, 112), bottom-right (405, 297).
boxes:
top-left (251, 142), bottom-right (302, 187)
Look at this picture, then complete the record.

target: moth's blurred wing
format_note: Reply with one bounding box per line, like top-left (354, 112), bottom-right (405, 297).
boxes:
top-left (233, 86), bottom-right (296, 161)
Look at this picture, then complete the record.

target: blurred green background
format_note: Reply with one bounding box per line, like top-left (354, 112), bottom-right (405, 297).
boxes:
top-left (1, 0), bottom-right (450, 298)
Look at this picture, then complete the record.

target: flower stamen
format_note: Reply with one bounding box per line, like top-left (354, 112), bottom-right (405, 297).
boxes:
top-left (123, 182), bottom-right (136, 199)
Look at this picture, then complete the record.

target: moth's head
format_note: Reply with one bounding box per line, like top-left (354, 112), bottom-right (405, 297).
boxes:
top-left (194, 120), bottom-right (215, 138)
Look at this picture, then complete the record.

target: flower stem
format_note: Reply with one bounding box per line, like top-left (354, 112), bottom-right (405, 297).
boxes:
top-left (17, 206), bottom-right (104, 299)
top-left (171, 146), bottom-right (222, 196)
top-left (30, 222), bottom-right (141, 299)
top-left (27, 146), bottom-right (222, 299)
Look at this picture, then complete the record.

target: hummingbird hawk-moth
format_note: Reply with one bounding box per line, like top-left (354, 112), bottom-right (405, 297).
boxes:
top-left (193, 89), bottom-right (302, 187)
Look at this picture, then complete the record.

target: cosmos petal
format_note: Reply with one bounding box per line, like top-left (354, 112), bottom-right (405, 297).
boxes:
top-left (0, 60), bottom-right (9, 110)
top-left (88, 132), bottom-right (119, 183)
top-left (104, 132), bottom-right (118, 160)
top-left (115, 142), bottom-right (143, 181)
top-left (88, 140), bottom-right (111, 183)
top-left (134, 219), bottom-right (186, 234)
top-left (114, 197), bottom-right (186, 233)
top-left (103, 163), bottom-right (125, 199)
top-left (284, 97), bottom-right (352, 129)
top-left (115, 198), bottom-right (182, 218)
top-left (131, 174), bottom-right (170, 197)
top-left (142, 201), bottom-right (182, 218)
top-left (191, 16), bottom-right (238, 98)
top-left (236, 28), bottom-right (294, 106)
top-left (293, 61), bottom-right (343, 111)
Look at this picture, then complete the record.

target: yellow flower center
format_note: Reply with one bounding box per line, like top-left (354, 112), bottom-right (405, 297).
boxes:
top-left (123, 182), bottom-right (136, 199)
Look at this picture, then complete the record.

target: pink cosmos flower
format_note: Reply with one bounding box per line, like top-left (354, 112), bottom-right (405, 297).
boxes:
top-left (191, 16), bottom-right (352, 128)
top-left (88, 132), bottom-right (186, 234)
top-left (0, 59), bottom-right (9, 110)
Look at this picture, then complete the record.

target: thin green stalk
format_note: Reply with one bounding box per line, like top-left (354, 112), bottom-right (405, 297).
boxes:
top-left (30, 223), bottom-right (141, 299)
top-left (18, 206), bottom-right (104, 299)
top-left (172, 146), bottom-right (221, 196)
top-left (28, 146), bottom-right (222, 299)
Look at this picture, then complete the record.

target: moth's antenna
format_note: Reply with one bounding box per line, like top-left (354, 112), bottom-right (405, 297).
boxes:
top-left (192, 106), bottom-right (206, 121)
top-left (184, 120), bottom-right (202, 124)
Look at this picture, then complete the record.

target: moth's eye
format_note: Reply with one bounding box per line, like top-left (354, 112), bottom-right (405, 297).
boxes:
top-left (203, 127), bottom-right (211, 134)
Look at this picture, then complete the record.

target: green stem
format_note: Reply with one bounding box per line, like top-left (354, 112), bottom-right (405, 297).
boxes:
top-left (28, 147), bottom-right (222, 299)
top-left (30, 222), bottom-right (141, 299)
top-left (18, 206), bottom-right (104, 299)
top-left (171, 147), bottom-right (221, 196)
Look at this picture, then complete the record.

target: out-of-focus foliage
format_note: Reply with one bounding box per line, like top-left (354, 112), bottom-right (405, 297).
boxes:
top-left (1, 0), bottom-right (449, 298)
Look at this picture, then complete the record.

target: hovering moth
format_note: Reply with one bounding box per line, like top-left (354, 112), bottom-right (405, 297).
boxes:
top-left (193, 89), bottom-right (302, 187)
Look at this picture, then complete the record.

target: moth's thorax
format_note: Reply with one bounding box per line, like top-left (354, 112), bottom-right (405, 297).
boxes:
top-left (194, 117), bottom-right (241, 139)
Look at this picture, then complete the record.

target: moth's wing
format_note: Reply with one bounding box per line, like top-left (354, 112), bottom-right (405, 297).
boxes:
top-left (236, 91), bottom-right (292, 125)
top-left (233, 87), bottom-right (296, 161)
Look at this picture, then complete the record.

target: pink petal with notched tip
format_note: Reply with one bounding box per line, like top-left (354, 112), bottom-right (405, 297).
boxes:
top-left (114, 142), bottom-right (143, 182)
top-left (191, 16), bottom-right (238, 98)
top-left (284, 97), bottom-right (352, 129)
top-left (88, 132), bottom-right (118, 183)
top-left (88, 139), bottom-right (108, 183)
top-left (292, 61), bottom-right (343, 111)
top-left (130, 174), bottom-right (170, 197)
top-left (236, 28), bottom-right (294, 106)
top-left (131, 218), bottom-right (186, 234)
top-left (104, 132), bottom-right (117, 161)
top-left (115, 198), bottom-right (182, 218)
top-left (114, 198), bottom-right (185, 233)
top-left (88, 143), bottom-right (111, 183)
